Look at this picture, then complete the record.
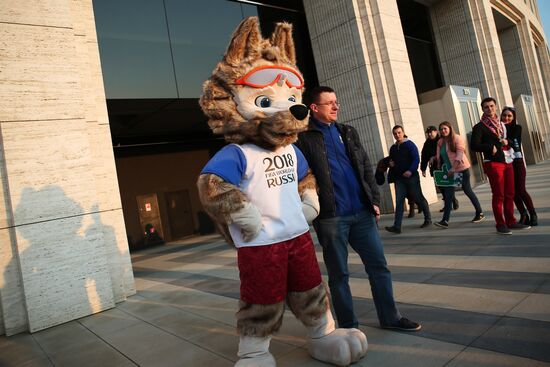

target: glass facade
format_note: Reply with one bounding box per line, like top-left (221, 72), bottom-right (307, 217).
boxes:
top-left (397, 0), bottom-right (443, 95)
top-left (92, 0), bottom-right (317, 147)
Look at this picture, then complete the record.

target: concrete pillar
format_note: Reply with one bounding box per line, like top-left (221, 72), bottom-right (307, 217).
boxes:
top-left (498, 26), bottom-right (531, 100)
top-left (515, 18), bottom-right (550, 153)
top-left (430, 0), bottom-right (513, 106)
top-left (536, 45), bottom-right (550, 106)
top-left (303, 0), bottom-right (437, 212)
top-left (0, 0), bottom-right (135, 335)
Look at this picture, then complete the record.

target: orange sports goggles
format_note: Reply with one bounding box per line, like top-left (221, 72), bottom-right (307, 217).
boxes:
top-left (235, 65), bottom-right (304, 89)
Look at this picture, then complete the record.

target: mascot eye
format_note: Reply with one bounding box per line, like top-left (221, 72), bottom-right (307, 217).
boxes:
top-left (255, 96), bottom-right (271, 108)
top-left (288, 96), bottom-right (296, 102)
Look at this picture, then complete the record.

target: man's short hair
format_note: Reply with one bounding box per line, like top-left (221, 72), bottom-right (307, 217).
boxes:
top-left (425, 125), bottom-right (437, 133)
top-left (304, 86), bottom-right (335, 106)
top-left (392, 125), bottom-right (404, 132)
top-left (481, 97), bottom-right (496, 108)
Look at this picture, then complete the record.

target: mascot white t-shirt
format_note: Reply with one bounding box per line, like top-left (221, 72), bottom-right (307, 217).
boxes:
top-left (202, 143), bottom-right (309, 247)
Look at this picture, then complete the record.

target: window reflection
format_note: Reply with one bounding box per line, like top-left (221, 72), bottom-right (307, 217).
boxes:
top-left (92, 0), bottom-right (317, 146)
top-left (93, 0), bottom-right (177, 99)
top-left (164, 0), bottom-right (258, 98)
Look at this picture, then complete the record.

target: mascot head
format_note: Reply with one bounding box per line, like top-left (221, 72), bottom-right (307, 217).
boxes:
top-left (199, 17), bottom-right (309, 150)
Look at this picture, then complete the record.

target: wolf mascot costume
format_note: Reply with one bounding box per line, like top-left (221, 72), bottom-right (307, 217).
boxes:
top-left (197, 17), bottom-right (367, 367)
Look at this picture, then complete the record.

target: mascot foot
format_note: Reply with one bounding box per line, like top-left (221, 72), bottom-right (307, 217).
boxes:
top-left (308, 328), bottom-right (368, 367)
top-left (235, 353), bottom-right (275, 367)
top-left (236, 336), bottom-right (276, 367)
top-left (306, 309), bottom-right (367, 366)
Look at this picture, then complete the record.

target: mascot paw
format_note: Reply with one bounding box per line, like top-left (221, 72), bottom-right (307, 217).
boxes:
top-left (307, 328), bottom-right (368, 367)
top-left (229, 202), bottom-right (262, 241)
top-left (301, 188), bottom-right (319, 224)
top-left (235, 353), bottom-right (276, 367)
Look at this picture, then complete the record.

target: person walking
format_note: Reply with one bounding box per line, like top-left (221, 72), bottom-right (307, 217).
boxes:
top-left (421, 125), bottom-right (459, 213)
top-left (385, 125), bottom-right (432, 234)
top-left (433, 121), bottom-right (485, 228)
top-left (296, 86), bottom-right (421, 331)
top-left (471, 97), bottom-right (530, 235)
top-left (501, 107), bottom-right (538, 226)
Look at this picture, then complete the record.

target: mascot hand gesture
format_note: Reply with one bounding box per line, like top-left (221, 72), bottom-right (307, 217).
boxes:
top-left (197, 17), bottom-right (367, 367)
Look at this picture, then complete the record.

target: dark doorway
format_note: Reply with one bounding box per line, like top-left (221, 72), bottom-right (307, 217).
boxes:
top-left (165, 189), bottom-right (194, 239)
top-left (397, 0), bottom-right (443, 95)
top-left (136, 193), bottom-right (164, 246)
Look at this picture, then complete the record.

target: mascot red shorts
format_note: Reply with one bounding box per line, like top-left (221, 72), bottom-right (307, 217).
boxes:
top-left (237, 231), bottom-right (322, 304)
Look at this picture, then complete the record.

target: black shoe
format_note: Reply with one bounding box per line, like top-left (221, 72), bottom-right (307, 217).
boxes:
top-left (509, 223), bottom-right (531, 230)
top-left (496, 225), bottom-right (512, 235)
top-left (434, 220), bottom-right (448, 228)
top-left (471, 213), bottom-right (485, 223)
top-left (382, 317), bottom-right (422, 332)
top-left (385, 226), bottom-right (401, 234)
top-left (408, 209), bottom-right (415, 218)
top-left (453, 198), bottom-right (459, 210)
top-left (420, 220), bottom-right (432, 228)
top-left (519, 213), bottom-right (530, 225)
top-left (529, 213), bottom-right (538, 226)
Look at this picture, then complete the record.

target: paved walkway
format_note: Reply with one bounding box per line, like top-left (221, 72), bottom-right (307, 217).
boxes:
top-left (1, 161), bottom-right (550, 367)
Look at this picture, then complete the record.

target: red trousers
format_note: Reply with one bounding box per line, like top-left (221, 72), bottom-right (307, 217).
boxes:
top-left (237, 231), bottom-right (322, 304)
top-left (483, 161), bottom-right (516, 227)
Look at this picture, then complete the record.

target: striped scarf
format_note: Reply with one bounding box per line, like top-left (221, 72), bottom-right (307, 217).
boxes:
top-left (480, 114), bottom-right (506, 139)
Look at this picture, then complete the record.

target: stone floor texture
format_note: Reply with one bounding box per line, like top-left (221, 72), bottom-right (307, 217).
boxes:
top-left (1, 160), bottom-right (550, 366)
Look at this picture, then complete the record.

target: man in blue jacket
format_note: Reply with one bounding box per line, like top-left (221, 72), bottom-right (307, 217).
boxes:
top-left (296, 86), bottom-right (421, 332)
top-left (385, 125), bottom-right (432, 234)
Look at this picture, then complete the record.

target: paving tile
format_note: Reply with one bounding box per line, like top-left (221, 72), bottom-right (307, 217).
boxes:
top-left (358, 302), bottom-right (500, 346)
top-left (507, 293), bottom-right (550, 323)
top-left (98, 322), bottom-right (233, 367)
top-left (386, 282), bottom-right (527, 316)
top-left (472, 316), bottom-right (550, 362)
top-left (351, 326), bottom-right (463, 367)
top-left (425, 268), bottom-right (547, 293)
top-left (447, 346), bottom-right (550, 367)
top-left (78, 307), bottom-right (142, 336)
top-left (31, 321), bottom-right (135, 367)
top-left (171, 275), bottom-right (241, 300)
top-left (0, 333), bottom-right (52, 366)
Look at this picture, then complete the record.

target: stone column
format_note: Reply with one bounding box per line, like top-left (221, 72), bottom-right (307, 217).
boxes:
top-left (303, 0), bottom-right (437, 212)
top-left (0, 0), bottom-right (135, 335)
top-left (498, 26), bottom-right (530, 99)
top-left (430, 0), bottom-right (513, 106)
top-left (515, 18), bottom-right (550, 153)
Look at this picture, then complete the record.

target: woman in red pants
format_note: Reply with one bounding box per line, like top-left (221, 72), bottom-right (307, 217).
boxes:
top-left (501, 107), bottom-right (538, 226)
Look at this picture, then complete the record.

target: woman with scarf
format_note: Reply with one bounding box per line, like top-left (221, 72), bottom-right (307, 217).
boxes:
top-left (471, 97), bottom-right (530, 235)
top-left (433, 121), bottom-right (484, 228)
top-left (501, 106), bottom-right (538, 226)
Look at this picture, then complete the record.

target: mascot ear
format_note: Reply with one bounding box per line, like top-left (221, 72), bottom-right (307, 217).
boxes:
top-left (270, 22), bottom-right (296, 64)
top-left (224, 16), bottom-right (262, 66)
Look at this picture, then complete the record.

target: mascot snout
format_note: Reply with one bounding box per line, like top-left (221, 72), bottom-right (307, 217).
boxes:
top-left (290, 104), bottom-right (309, 120)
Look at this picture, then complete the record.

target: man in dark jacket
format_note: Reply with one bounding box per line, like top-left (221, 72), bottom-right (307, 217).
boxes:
top-left (385, 125), bottom-right (432, 234)
top-left (296, 86), bottom-right (421, 332)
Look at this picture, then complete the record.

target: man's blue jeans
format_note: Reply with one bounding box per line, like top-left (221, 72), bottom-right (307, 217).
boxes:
top-left (394, 174), bottom-right (431, 228)
top-left (313, 211), bottom-right (401, 328)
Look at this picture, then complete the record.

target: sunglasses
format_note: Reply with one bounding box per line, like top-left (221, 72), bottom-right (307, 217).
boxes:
top-left (235, 66), bottom-right (304, 89)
